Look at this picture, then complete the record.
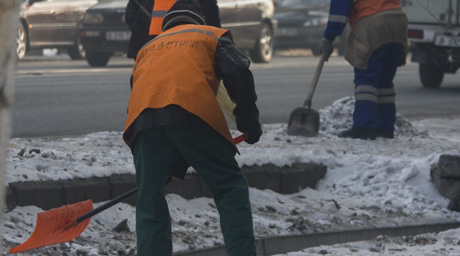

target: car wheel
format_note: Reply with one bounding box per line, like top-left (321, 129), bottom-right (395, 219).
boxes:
top-left (337, 35), bottom-right (347, 56)
top-left (337, 41), bottom-right (346, 56)
top-left (17, 22), bottom-right (27, 60)
top-left (249, 23), bottom-right (273, 63)
top-left (68, 36), bottom-right (85, 60)
top-left (419, 62), bottom-right (444, 88)
top-left (86, 51), bottom-right (112, 67)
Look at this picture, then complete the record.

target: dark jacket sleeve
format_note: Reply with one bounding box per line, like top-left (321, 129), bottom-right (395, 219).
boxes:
top-left (125, 0), bottom-right (155, 59)
top-left (199, 0), bottom-right (221, 28)
top-left (215, 33), bottom-right (262, 144)
top-left (324, 0), bottom-right (353, 40)
top-left (125, 0), bottom-right (153, 33)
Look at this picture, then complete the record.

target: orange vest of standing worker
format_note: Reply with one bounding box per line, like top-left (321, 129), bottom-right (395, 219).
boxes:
top-left (149, 0), bottom-right (177, 35)
top-left (349, 0), bottom-right (401, 26)
top-left (124, 24), bottom-right (234, 147)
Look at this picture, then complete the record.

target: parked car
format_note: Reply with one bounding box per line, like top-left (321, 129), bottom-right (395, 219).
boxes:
top-left (219, 0), bottom-right (277, 63)
top-left (17, 0), bottom-right (97, 60)
top-left (274, 0), bottom-right (349, 55)
top-left (78, 0), bottom-right (132, 67)
top-left (17, 0), bottom-right (29, 60)
top-left (78, 0), bottom-right (277, 67)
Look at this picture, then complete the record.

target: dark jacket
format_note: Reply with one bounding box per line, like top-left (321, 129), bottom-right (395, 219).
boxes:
top-left (125, 0), bottom-right (155, 59)
top-left (125, 0), bottom-right (221, 59)
top-left (199, 0), bottom-right (221, 28)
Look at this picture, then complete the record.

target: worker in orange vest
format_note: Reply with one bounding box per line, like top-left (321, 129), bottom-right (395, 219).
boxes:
top-left (123, 0), bottom-right (261, 255)
top-left (126, 0), bottom-right (221, 59)
top-left (319, 0), bottom-right (408, 140)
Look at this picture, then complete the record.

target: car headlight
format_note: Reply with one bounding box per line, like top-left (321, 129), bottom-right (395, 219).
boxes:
top-left (83, 13), bottom-right (104, 24)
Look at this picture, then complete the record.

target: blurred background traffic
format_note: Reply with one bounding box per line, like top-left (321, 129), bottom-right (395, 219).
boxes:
top-left (17, 0), bottom-right (460, 89)
top-left (16, 0), bottom-right (348, 66)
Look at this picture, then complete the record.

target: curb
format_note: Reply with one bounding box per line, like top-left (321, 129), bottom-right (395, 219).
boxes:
top-left (174, 222), bottom-right (460, 256)
top-left (5, 163), bottom-right (327, 211)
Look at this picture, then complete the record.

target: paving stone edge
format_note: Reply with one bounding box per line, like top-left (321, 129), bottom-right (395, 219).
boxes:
top-left (5, 163), bottom-right (327, 211)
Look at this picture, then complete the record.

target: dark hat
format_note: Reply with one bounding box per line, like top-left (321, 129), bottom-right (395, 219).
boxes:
top-left (162, 0), bottom-right (206, 32)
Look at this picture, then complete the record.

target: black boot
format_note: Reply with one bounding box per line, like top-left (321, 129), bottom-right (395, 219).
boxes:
top-left (338, 127), bottom-right (376, 140)
top-left (376, 130), bottom-right (394, 139)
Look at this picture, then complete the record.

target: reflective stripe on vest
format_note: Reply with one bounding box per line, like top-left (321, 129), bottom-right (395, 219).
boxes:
top-left (149, 0), bottom-right (176, 36)
top-left (350, 0), bottom-right (401, 26)
top-left (125, 25), bottom-right (235, 147)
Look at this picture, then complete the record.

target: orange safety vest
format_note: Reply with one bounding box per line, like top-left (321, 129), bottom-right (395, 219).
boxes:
top-left (149, 0), bottom-right (177, 35)
top-left (349, 0), bottom-right (401, 26)
top-left (124, 24), bottom-right (234, 147)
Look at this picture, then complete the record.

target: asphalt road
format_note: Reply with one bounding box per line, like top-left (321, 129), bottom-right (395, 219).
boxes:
top-left (13, 53), bottom-right (460, 138)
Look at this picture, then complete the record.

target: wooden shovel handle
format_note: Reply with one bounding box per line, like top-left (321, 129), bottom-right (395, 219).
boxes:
top-left (303, 56), bottom-right (325, 113)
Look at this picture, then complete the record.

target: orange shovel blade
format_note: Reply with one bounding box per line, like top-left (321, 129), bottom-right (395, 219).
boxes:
top-left (9, 199), bottom-right (93, 253)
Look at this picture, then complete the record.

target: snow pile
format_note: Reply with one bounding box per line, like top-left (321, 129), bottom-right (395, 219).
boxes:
top-left (2, 97), bottom-right (460, 255)
top-left (318, 96), bottom-right (421, 137)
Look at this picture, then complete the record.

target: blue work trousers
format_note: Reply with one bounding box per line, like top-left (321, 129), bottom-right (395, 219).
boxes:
top-left (353, 43), bottom-right (404, 132)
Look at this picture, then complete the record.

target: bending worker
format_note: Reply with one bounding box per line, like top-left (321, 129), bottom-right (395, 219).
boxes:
top-left (320, 0), bottom-right (408, 140)
top-left (123, 0), bottom-right (262, 255)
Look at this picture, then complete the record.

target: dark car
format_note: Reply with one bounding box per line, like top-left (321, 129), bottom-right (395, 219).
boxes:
top-left (274, 0), bottom-right (349, 55)
top-left (79, 0), bottom-right (277, 67)
top-left (17, 0), bottom-right (98, 60)
top-left (78, 0), bottom-right (131, 67)
top-left (219, 0), bottom-right (277, 63)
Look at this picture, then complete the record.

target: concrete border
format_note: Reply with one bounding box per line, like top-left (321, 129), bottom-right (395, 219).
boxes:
top-left (6, 163), bottom-right (460, 255)
top-left (5, 163), bottom-right (327, 211)
top-left (174, 222), bottom-right (460, 256)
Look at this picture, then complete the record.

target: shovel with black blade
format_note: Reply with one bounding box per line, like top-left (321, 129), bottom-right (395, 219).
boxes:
top-left (287, 56), bottom-right (325, 137)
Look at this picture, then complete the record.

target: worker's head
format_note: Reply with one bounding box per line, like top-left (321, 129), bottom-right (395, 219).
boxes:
top-left (162, 0), bottom-right (206, 32)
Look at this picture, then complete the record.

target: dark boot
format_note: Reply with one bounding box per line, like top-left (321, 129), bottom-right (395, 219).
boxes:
top-left (376, 130), bottom-right (394, 139)
top-left (338, 127), bottom-right (376, 140)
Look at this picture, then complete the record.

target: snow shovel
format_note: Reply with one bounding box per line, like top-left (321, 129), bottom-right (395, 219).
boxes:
top-left (287, 56), bottom-right (325, 137)
top-left (9, 134), bottom-right (248, 254)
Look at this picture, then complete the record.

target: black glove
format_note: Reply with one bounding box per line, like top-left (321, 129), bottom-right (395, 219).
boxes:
top-left (242, 122), bottom-right (262, 145)
top-left (319, 38), bottom-right (334, 61)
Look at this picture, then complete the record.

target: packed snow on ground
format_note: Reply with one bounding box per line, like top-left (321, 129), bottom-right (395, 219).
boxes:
top-left (3, 97), bottom-right (460, 255)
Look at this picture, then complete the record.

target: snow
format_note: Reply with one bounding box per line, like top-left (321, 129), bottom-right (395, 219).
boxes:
top-left (3, 96), bottom-right (460, 255)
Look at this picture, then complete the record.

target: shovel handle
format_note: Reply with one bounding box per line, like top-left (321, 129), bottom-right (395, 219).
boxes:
top-left (304, 56), bottom-right (325, 112)
top-left (132, 0), bottom-right (151, 17)
top-left (75, 134), bottom-right (248, 224)
top-left (233, 133), bottom-right (248, 144)
top-left (76, 187), bottom-right (138, 224)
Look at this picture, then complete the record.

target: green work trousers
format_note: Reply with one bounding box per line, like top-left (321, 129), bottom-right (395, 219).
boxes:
top-left (132, 126), bottom-right (256, 256)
